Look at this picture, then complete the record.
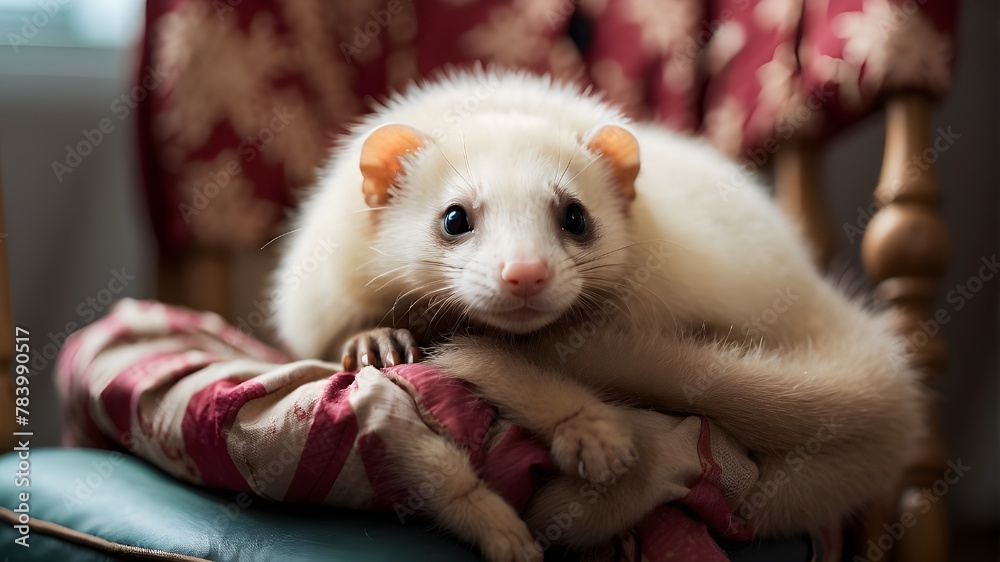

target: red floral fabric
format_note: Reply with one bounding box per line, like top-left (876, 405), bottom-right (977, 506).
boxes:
top-left (135, 0), bottom-right (958, 252)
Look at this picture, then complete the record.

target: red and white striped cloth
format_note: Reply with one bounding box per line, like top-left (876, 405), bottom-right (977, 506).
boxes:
top-left (56, 299), bottom-right (831, 561)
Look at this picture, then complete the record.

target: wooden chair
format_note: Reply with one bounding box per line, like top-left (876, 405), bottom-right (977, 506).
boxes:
top-left (0, 93), bottom-right (951, 560)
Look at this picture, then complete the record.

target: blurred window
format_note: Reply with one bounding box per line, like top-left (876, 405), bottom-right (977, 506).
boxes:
top-left (0, 0), bottom-right (143, 50)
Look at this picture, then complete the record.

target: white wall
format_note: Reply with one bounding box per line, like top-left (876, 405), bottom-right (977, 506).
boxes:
top-left (0, 45), bottom-right (156, 445)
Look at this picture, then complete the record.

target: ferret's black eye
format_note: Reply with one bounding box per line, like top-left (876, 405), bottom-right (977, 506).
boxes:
top-left (562, 203), bottom-right (586, 236)
top-left (443, 205), bottom-right (472, 236)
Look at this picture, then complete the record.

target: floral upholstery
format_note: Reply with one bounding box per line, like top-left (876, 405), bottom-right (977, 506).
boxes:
top-left (136, 0), bottom-right (958, 252)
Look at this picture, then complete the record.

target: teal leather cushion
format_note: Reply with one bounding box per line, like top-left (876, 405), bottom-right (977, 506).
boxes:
top-left (0, 449), bottom-right (815, 561)
top-left (0, 448), bottom-right (481, 561)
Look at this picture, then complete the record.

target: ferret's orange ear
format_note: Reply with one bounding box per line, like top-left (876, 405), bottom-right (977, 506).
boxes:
top-left (586, 125), bottom-right (640, 202)
top-left (360, 124), bottom-right (426, 207)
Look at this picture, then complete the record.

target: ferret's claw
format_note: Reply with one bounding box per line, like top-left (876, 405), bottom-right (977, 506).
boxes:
top-left (550, 403), bottom-right (636, 485)
top-left (340, 327), bottom-right (422, 370)
top-left (385, 350), bottom-right (401, 367)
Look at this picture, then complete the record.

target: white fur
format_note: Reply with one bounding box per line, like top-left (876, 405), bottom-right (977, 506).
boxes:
top-left (274, 69), bottom-right (922, 554)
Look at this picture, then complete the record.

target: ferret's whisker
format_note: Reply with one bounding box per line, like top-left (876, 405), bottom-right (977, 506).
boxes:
top-left (555, 119), bottom-right (563, 184)
top-left (260, 229), bottom-right (302, 250)
top-left (460, 128), bottom-right (476, 188)
top-left (393, 280), bottom-right (447, 305)
top-left (427, 292), bottom-right (465, 328)
top-left (561, 153), bottom-right (599, 187)
top-left (574, 292), bottom-right (604, 322)
top-left (578, 262), bottom-right (646, 272)
top-left (366, 264), bottom-right (411, 287)
top-left (400, 285), bottom-right (456, 324)
top-left (372, 275), bottom-right (405, 294)
top-left (572, 241), bottom-right (647, 266)
top-left (442, 149), bottom-right (474, 191)
top-left (573, 238), bottom-right (687, 264)
top-left (556, 142), bottom-right (581, 188)
top-left (383, 282), bottom-right (451, 326)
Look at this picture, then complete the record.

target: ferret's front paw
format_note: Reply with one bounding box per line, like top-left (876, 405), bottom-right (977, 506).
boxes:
top-left (340, 327), bottom-right (421, 371)
top-left (550, 404), bottom-right (636, 485)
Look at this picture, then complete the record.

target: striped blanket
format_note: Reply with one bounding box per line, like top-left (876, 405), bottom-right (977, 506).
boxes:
top-left (56, 299), bottom-right (827, 561)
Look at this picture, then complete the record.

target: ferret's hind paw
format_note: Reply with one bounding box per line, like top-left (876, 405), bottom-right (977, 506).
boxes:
top-left (340, 327), bottom-right (421, 371)
top-left (523, 480), bottom-right (612, 549)
top-left (550, 404), bottom-right (636, 485)
top-left (443, 484), bottom-right (541, 562)
top-left (478, 522), bottom-right (542, 562)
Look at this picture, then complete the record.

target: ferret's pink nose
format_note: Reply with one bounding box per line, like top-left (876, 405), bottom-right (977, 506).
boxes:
top-left (501, 260), bottom-right (550, 297)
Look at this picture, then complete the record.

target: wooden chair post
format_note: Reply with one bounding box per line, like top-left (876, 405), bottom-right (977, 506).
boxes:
top-left (157, 248), bottom-right (234, 322)
top-left (773, 141), bottom-right (837, 269)
top-left (0, 166), bottom-right (16, 452)
top-left (861, 93), bottom-right (951, 562)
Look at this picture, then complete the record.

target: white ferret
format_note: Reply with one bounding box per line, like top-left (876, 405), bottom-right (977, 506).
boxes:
top-left (274, 69), bottom-right (922, 561)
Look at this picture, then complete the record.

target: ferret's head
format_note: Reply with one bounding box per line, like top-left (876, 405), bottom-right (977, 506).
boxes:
top-left (359, 118), bottom-right (639, 334)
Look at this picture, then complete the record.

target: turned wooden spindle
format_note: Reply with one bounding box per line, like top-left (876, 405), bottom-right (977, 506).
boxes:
top-left (0, 167), bottom-right (16, 452)
top-left (773, 141), bottom-right (838, 269)
top-left (157, 248), bottom-right (234, 321)
top-left (860, 93), bottom-right (952, 562)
